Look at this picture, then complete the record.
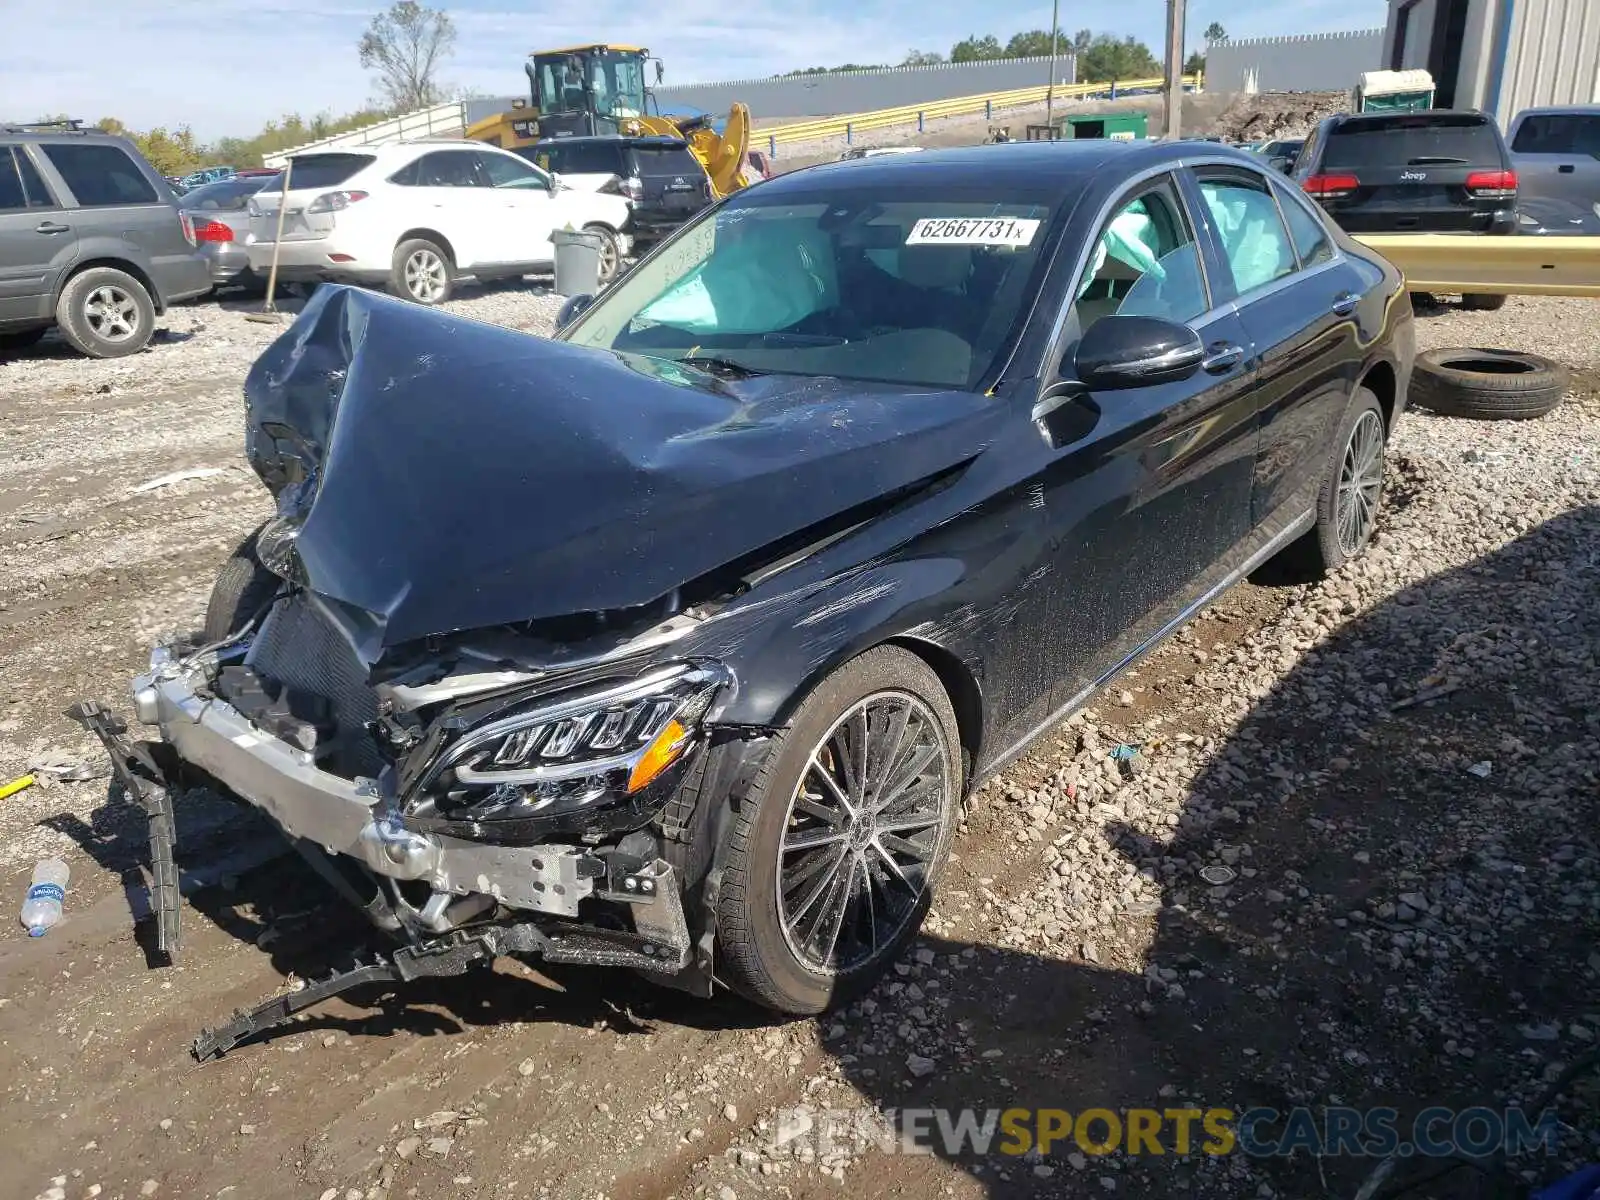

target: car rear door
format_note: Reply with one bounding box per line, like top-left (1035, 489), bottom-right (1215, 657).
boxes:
top-left (0, 143), bottom-right (77, 324)
top-left (1035, 171), bottom-right (1258, 714)
top-left (396, 149), bottom-right (504, 268)
top-left (1187, 162), bottom-right (1371, 529)
top-left (1509, 109), bottom-right (1600, 208)
top-left (1308, 113), bottom-right (1513, 233)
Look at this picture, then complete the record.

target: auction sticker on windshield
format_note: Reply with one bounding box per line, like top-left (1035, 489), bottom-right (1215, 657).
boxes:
top-left (906, 217), bottom-right (1040, 246)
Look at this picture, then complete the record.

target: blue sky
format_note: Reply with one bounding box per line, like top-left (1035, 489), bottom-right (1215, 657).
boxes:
top-left (0, 0), bottom-right (1387, 142)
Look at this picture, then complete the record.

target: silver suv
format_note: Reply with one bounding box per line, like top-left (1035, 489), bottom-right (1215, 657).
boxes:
top-left (0, 120), bottom-right (211, 357)
top-left (1507, 105), bottom-right (1600, 234)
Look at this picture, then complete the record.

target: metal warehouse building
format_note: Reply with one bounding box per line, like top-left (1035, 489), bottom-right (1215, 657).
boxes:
top-left (1384, 0), bottom-right (1600, 124)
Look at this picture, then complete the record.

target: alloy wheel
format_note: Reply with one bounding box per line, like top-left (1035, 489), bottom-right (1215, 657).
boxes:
top-left (84, 285), bottom-right (141, 343)
top-left (404, 249), bottom-right (448, 303)
top-left (776, 691), bottom-right (952, 974)
top-left (1336, 409), bottom-right (1385, 555)
top-left (595, 235), bottom-right (618, 282)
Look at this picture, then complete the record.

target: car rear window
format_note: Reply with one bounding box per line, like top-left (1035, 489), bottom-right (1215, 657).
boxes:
top-left (630, 145), bottom-right (702, 176)
top-left (1321, 114), bottom-right (1503, 169)
top-left (549, 143), bottom-right (625, 175)
top-left (40, 142), bottom-right (159, 206)
top-left (1512, 113), bottom-right (1600, 157)
top-left (264, 153), bottom-right (374, 190)
top-left (179, 176), bottom-right (273, 210)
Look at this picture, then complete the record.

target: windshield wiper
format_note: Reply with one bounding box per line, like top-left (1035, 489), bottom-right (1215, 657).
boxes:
top-left (679, 355), bottom-right (769, 379)
top-left (1407, 156), bottom-right (1470, 165)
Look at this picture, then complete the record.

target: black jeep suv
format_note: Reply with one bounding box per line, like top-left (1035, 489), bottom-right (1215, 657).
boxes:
top-left (1291, 109), bottom-right (1517, 310)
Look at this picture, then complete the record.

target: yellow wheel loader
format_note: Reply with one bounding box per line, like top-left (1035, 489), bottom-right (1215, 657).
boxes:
top-left (466, 44), bottom-right (754, 198)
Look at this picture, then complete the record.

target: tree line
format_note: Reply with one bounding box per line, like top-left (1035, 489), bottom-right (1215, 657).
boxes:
top-left (793, 23), bottom-right (1227, 82)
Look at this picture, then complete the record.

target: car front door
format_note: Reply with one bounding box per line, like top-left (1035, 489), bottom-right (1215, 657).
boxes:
top-left (0, 144), bottom-right (77, 325)
top-left (476, 150), bottom-right (557, 267)
top-left (1033, 171), bottom-right (1258, 716)
top-left (1186, 163), bottom-right (1368, 530)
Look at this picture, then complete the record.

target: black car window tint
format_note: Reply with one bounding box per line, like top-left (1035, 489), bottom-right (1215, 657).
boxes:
top-left (0, 149), bottom-right (27, 211)
top-left (1075, 178), bottom-right (1208, 332)
top-left (41, 142), bottom-right (159, 206)
top-left (1272, 180), bottom-right (1335, 269)
top-left (1197, 175), bottom-right (1297, 296)
top-left (415, 150), bottom-right (484, 187)
top-left (14, 148), bottom-right (56, 207)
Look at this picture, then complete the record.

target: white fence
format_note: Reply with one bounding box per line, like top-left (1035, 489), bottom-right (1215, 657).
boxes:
top-left (261, 100), bottom-right (469, 167)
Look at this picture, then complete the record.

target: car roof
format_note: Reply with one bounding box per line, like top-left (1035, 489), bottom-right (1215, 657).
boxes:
top-left (536, 135), bottom-right (691, 148)
top-left (1510, 104), bottom-right (1600, 117)
top-left (760, 139), bottom-right (1239, 194)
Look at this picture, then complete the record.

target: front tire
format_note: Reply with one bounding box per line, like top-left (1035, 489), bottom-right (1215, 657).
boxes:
top-left (55, 267), bottom-right (156, 358)
top-left (715, 646), bottom-right (962, 1015)
top-left (202, 528), bottom-right (279, 643)
top-left (390, 238), bottom-right (455, 305)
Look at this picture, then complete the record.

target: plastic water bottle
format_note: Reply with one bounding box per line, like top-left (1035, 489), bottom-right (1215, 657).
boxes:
top-left (20, 858), bottom-right (69, 937)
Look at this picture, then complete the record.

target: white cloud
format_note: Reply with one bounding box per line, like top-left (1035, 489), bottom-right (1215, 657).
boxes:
top-left (0, 0), bottom-right (1386, 142)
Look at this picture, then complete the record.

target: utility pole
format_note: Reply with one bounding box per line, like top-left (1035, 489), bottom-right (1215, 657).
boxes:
top-left (1164, 0), bottom-right (1186, 140)
top-left (1045, 0), bottom-right (1061, 129)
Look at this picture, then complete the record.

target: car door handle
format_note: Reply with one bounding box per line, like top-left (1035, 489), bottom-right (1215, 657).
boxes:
top-left (1331, 291), bottom-right (1359, 317)
top-left (1201, 342), bottom-right (1244, 374)
top-left (35, 221), bottom-right (71, 235)
top-left (1558, 164), bottom-right (1575, 173)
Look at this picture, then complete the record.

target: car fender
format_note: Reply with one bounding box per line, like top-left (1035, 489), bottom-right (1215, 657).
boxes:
top-left (696, 554), bottom-right (978, 737)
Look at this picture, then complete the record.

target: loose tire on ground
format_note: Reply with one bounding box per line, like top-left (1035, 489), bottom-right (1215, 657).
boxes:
top-left (715, 646), bottom-right (962, 1015)
top-left (1411, 347), bottom-right (1567, 420)
top-left (202, 528), bottom-right (280, 643)
top-left (390, 238), bottom-right (455, 305)
top-left (1277, 386), bottom-right (1388, 578)
top-left (1462, 293), bottom-right (1507, 312)
top-left (54, 266), bottom-right (157, 358)
top-left (584, 224), bottom-right (622, 284)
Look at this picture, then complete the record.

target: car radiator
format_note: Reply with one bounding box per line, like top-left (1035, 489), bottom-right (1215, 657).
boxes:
top-left (244, 593), bottom-right (386, 779)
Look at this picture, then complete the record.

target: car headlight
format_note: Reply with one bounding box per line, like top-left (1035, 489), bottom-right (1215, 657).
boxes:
top-left (404, 662), bottom-right (731, 830)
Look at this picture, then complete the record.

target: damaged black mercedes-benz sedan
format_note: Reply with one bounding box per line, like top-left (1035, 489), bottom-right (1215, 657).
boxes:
top-left (96, 141), bottom-right (1414, 1049)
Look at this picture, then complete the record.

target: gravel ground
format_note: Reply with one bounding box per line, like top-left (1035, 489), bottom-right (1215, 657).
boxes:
top-left (0, 291), bottom-right (1597, 1200)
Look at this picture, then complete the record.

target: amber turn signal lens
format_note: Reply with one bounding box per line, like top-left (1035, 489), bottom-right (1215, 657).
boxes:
top-left (626, 719), bottom-right (689, 793)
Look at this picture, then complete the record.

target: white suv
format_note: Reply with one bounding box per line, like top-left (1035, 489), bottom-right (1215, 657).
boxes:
top-left (245, 140), bottom-right (632, 304)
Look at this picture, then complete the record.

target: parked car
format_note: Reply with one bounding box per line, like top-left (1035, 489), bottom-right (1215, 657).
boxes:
top-left (745, 149), bottom-right (773, 180)
top-left (0, 121), bottom-right (210, 356)
top-left (122, 141), bottom-right (1413, 1036)
top-left (244, 139), bottom-right (633, 303)
top-left (1291, 109), bottom-right (1516, 310)
top-left (1257, 138), bottom-right (1304, 172)
top-left (516, 135), bottom-right (710, 250)
top-left (177, 172), bottom-right (280, 289)
top-left (1506, 105), bottom-right (1600, 214)
top-left (1516, 195), bottom-right (1600, 235)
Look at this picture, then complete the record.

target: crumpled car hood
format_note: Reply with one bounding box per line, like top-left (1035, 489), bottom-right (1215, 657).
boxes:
top-left (243, 285), bottom-right (1003, 646)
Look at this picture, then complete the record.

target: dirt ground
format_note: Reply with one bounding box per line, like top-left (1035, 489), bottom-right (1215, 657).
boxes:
top-left (2, 273), bottom-right (1599, 1200)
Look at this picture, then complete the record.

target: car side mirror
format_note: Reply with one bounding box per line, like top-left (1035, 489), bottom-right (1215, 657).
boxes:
top-left (557, 293), bottom-right (596, 328)
top-left (1073, 315), bottom-right (1204, 390)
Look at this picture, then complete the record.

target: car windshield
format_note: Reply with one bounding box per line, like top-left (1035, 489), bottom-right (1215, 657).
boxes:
top-left (1323, 115), bottom-right (1501, 168)
top-left (560, 183), bottom-right (1059, 390)
top-left (180, 175), bottom-right (274, 210)
top-left (263, 153), bottom-right (374, 191)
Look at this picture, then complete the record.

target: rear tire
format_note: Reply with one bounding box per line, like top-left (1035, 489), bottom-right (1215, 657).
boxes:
top-left (55, 267), bottom-right (156, 358)
top-left (202, 528), bottom-right (279, 643)
top-left (1278, 387), bottom-right (1387, 578)
top-left (389, 238), bottom-right (455, 305)
top-left (584, 224), bottom-right (622, 284)
top-left (1411, 347), bottom-right (1567, 420)
top-left (715, 646), bottom-right (962, 1015)
top-left (1462, 293), bottom-right (1507, 312)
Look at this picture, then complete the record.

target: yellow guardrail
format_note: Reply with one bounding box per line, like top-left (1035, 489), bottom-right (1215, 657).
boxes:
top-left (762, 75), bottom-right (1202, 148)
top-left (1353, 234), bottom-right (1600, 297)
